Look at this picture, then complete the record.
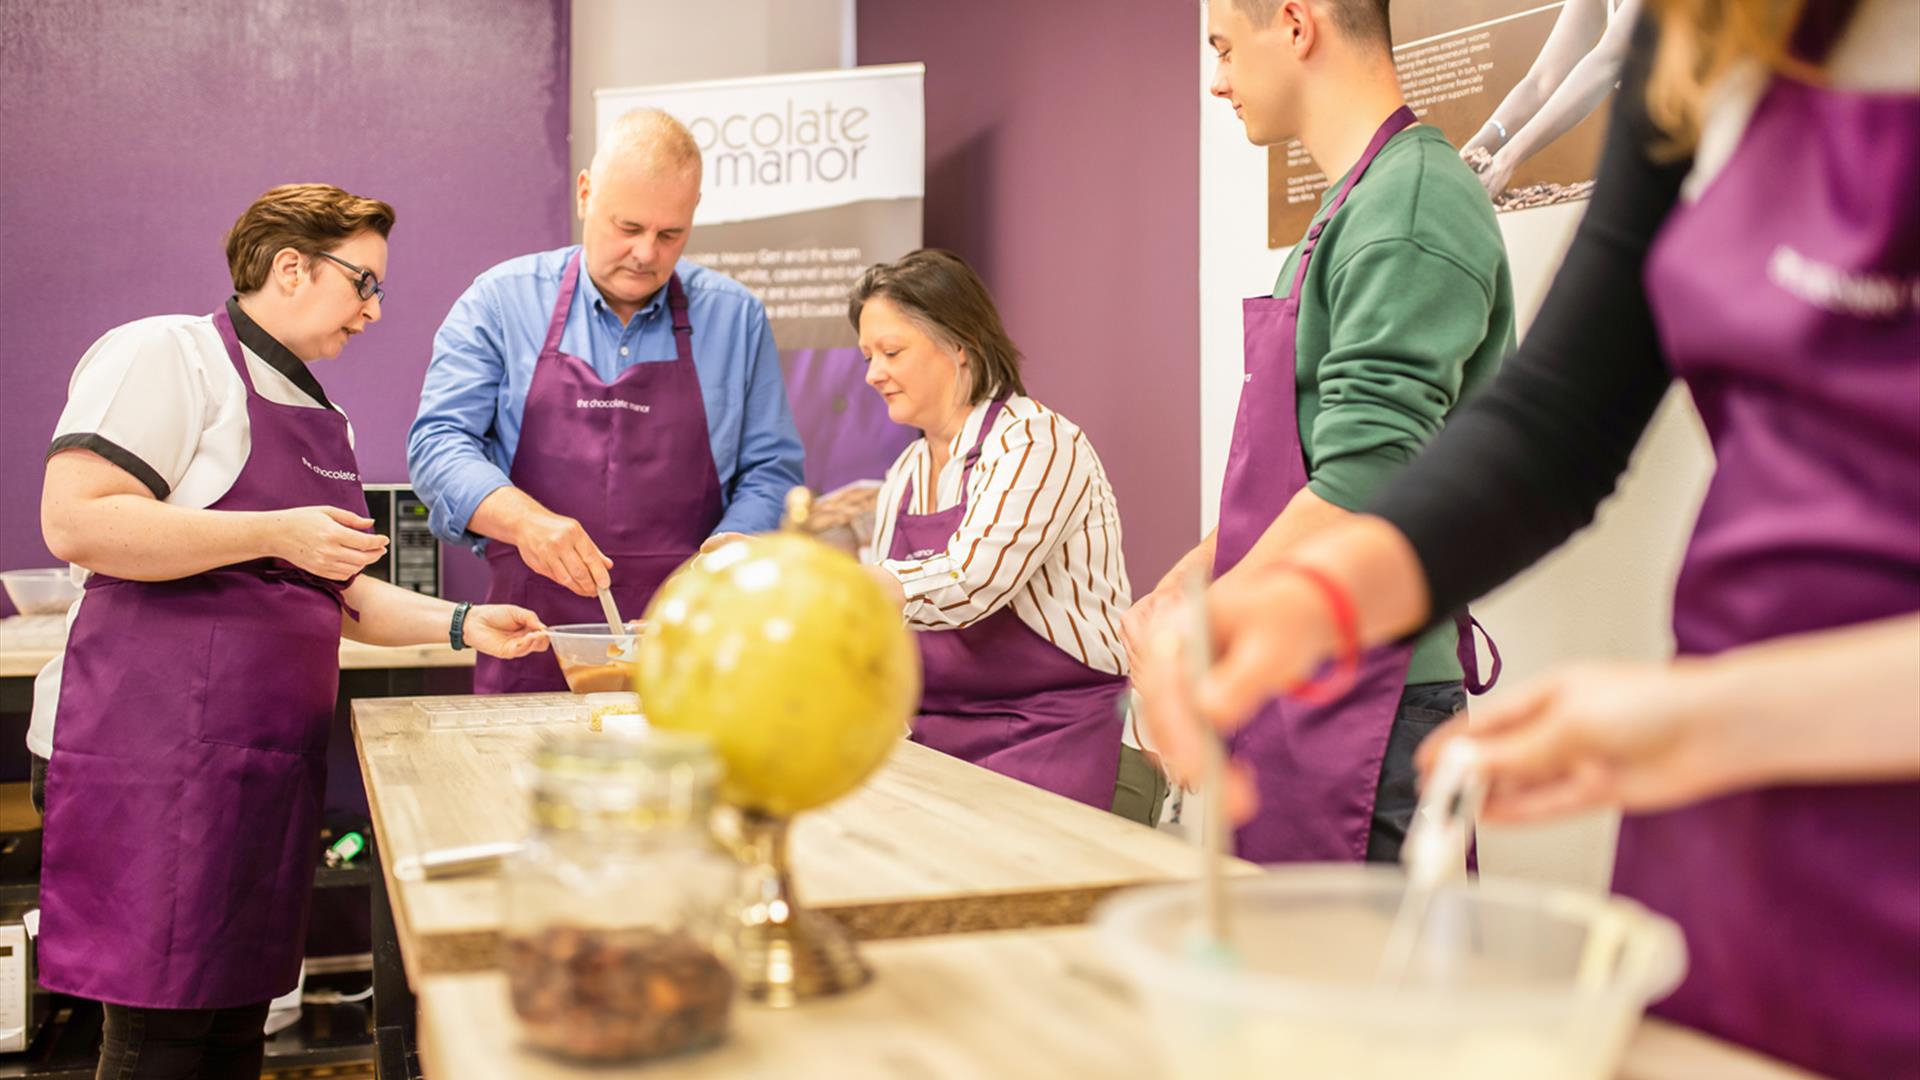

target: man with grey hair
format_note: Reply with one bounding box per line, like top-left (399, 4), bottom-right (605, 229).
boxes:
top-left (411, 108), bottom-right (804, 693)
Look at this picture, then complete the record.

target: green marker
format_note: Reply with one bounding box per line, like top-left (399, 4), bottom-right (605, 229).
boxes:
top-left (326, 831), bottom-right (367, 868)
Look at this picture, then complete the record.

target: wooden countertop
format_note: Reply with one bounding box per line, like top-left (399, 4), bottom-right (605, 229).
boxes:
top-left (351, 694), bottom-right (1256, 984)
top-left (416, 927), bottom-right (1826, 1080)
top-left (0, 613), bottom-right (474, 677)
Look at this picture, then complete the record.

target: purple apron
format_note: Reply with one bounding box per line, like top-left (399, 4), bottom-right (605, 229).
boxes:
top-left (475, 250), bottom-right (723, 693)
top-left (1630, 16), bottom-right (1920, 1076)
top-left (891, 400), bottom-right (1128, 808)
top-left (1216, 106), bottom-right (1499, 863)
top-left (39, 306), bottom-right (365, 1008)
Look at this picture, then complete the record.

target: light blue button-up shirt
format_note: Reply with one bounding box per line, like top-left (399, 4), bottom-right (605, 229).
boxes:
top-left (408, 246), bottom-right (804, 547)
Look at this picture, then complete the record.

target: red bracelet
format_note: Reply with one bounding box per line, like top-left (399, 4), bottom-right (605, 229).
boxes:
top-left (1274, 561), bottom-right (1361, 705)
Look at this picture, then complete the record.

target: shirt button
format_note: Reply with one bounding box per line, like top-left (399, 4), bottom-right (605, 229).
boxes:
top-left (619, 346), bottom-right (630, 357)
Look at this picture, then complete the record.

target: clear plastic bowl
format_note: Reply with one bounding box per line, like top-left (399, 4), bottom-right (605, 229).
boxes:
top-left (1, 568), bottom-right (82, 615)
top-left (1095, 865), bottom-right (1686, 1080)
top-left (545, 622), bottom-right (643, 695)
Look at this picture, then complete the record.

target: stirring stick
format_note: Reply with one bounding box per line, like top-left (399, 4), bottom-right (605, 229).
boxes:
top-left (1179, 565), bottom-right (1233, 955)
top-left (596, 587), bottom-right (624, 638)
top-left (1378, 739), bottom-right (1485, 985)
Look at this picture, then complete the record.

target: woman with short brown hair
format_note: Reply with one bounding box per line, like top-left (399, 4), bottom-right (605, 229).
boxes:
top-left (32, 184), bottom-right (548, 1079)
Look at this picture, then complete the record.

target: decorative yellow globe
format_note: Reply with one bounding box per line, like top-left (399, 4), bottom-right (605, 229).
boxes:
top-left (636, 531), bottom-right (919, 817)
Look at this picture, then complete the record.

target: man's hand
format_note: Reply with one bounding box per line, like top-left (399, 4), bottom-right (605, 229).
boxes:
top-left (516, 510), bottom-right (613, 597)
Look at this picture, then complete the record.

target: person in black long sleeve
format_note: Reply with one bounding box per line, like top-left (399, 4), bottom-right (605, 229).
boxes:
top-left (1378, 12), bottom-right (1685, 609)
top-left (1137, 2), bottom-right (1919, 1077)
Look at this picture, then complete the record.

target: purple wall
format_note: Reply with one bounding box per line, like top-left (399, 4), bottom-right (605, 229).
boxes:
top-left (858, 2), bottom-right (1201, 587)
top-left (0, 0), bottom-right (573, 612)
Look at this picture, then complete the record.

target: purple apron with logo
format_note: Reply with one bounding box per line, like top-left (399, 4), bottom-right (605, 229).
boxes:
top-left (890, 400), bottom-right (1128, 808)
top-left (1630, 17), bottom-right (1920, 1076)
top-left (38, 306), bottom-right (365, 1008)
top-left (475, 250), bottom-right (723, 693)
top-left (1217, 106), bottom-right (1498, 863)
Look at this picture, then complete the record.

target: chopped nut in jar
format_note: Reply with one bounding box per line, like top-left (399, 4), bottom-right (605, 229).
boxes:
top-left (503, 925), bottom-right (735, 1062)
top-left (581, 692), bottom-right (641, 733)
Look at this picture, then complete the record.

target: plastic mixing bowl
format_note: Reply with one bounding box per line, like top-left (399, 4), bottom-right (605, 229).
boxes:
top-left (1095, 864), bottom-right (1685, 1080)
top-left (545, 623), bottom-right (643, 695)
top-left (1, 568), bottom-right (82, 615)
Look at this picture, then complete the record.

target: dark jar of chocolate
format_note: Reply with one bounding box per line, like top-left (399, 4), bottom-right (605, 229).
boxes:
top-left (501, 732), bottom-right (738, 1061)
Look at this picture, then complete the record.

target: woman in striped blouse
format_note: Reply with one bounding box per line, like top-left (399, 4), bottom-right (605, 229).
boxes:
top-left (851, 250), bottom-right (1162, 823)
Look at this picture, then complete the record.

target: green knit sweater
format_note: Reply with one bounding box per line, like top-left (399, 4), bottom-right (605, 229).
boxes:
top-left (1274, 124), bottom-right (1515, 684)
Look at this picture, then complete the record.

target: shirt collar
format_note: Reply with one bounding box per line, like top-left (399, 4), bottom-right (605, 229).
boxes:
top-left (225, 297), bottom-right (331, 409)
top-left (577, 255), bottom-right (672, 326)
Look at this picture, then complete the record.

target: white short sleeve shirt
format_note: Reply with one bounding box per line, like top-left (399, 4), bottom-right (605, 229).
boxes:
top-left (29, 301), bottom-right (353, 758)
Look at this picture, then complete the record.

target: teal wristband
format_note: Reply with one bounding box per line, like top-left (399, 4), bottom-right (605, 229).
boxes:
top-left (450, 602), bottom-right (473, 651)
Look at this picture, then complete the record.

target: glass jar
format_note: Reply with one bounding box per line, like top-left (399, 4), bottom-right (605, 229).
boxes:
top-left (501, 732), bottom-right (738, 1062)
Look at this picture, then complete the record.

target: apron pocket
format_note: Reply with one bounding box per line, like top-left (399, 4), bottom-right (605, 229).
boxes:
top-left (174, 743), bottom-right (325, 973)
top-left (37, 750), bottom-right (185, 993)
top-left (195, 625), bottom-right (338, 755)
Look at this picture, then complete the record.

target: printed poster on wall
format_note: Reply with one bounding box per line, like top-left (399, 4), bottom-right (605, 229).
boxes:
top-left (1270, 0), bottom-right (1624, 246)
top-left (596, 64), bottom-right (925, 496)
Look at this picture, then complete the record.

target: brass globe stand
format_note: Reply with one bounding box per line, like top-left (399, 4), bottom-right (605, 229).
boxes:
top-left (642, 487), bottom-right (915, 1009)
top-left (731, 809), bottom-right (871, 1006)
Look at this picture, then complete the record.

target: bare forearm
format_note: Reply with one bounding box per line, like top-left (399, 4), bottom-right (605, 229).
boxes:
top-left (468, 485), bottom-right (542, 546)
top-left (1486, 0), bottom-right (1607, 137)
top-left (44, 494), bottom-right (273, 581)
top-left (1695, 614), bottom-right (1920, 790)
top-left (340, 577), bottom-right (459, 646)
top-left (1502, 39), bottom-right (1628, 165)
top-left (1243, 513), bottom-right (1433, 647)
top-left (1213, 487), bottom-right (1354, 592)
top-left (1155, 530), bottom-right (1219, 593)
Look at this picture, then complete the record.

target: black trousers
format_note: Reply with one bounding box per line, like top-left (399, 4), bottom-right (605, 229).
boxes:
top-left (32, 755), bottom-right (274, 1080)
top-left (1366, 681), bottom-right (1469, 864)
top-left (96, 1001), bottom-right (271, 1080)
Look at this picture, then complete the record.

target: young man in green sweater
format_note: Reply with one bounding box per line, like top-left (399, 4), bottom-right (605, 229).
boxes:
top-left (1124, 0), bottom-right (1515, 862)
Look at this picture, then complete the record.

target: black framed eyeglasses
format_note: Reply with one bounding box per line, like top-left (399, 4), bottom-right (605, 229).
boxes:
top-left (315, 251), bottom-right (386, 303)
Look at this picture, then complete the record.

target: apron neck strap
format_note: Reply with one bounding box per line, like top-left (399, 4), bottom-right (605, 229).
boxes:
top-left (897, 398), bottom-right (1010, 517)
top-left (212, 301), bottom-right (261, 396)
top-left (667, 272), bottom-right (693, 362)
top-left (545, 252), bottom-right (692, 362)
top-left (1288, 104), bottom-right (1418, 299)
top-left (542, 249), bottom-right (585, 357)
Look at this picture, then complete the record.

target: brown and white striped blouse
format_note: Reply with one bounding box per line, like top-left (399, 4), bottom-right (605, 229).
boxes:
top-left (866, 396), bottom-right (1132, 676)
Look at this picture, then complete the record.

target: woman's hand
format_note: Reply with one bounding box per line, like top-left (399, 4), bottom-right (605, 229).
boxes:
top-left (267, 506), bottom-right (389, 580)
top-left (1132, 570), bottom-right (1342, 821)
top-left (1120, 585), bottom-right (1180, 673)
top-left (809, 484), bottom-right (881, 531)
top-left (1476, 147), bottom-right (1520, 200)
top-left (1459, 124), bottom-right (1501, 161)
top-left (461, 605), bottom-right (550, 660)
top-left (1416, 660), bottom-right (1735, 824)
top-left (863, 564), bottom-right (908, 610)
